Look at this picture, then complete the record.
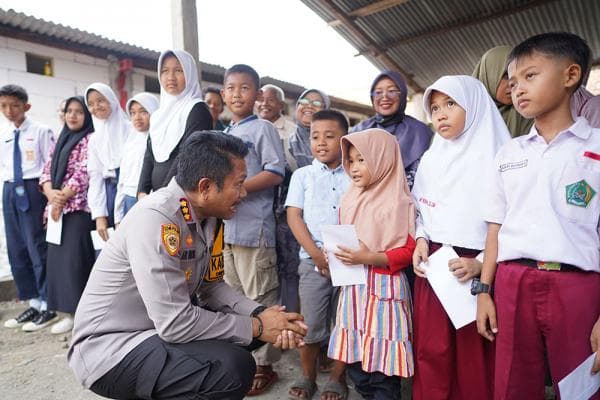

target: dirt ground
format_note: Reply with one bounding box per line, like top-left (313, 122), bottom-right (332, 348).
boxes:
top-left (0, 300), bottom-right (372, 400)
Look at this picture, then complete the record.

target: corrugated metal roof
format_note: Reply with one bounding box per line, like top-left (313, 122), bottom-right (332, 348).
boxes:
top-left (301, 0), bottom-right (600, 93)
top-left (0, 7), bottom-right (372, 114)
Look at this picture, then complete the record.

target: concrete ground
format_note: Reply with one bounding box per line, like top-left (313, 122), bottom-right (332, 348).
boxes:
top-left (0, 300), bottom-right (387, 400)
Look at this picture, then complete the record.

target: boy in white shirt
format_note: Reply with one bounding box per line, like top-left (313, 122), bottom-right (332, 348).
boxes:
top-left (476, 32), bottom-right (600, 399)
top-left (0, 84), bottom-right (56, 331)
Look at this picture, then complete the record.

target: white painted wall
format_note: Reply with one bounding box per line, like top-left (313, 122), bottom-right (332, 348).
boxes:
top-left (0, 37), bottom-right (160, 134)
top-left (0, 37), bottom-right (161, 279)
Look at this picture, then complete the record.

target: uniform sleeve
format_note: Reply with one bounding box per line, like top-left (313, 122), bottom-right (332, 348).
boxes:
top-left (284, 168), bottom-right (305, 209)
top-left (384, 235), bottom-right (416, 273)
top-left (199, 280), bottom-right (260, 317)
top-left (114, 183), bottom-right (125, 224)
top-left (256, 123), bottom-right (285, 177)
top-left (39, 142), bottom-right (55, 186)
top-left (137, 136), bottom-right (154, 194)
top-left (483, 150), bottom-right (507, 224)
top-left (86, 136), bottom-right (108, 219)
top-left (411, 171), bottom-right (429, 241)
top-left (64, 137), bottom-right (90, 194)
top-left (184, 102), bottom-right (213, 135)
top-left (39, 127), bottom-right (55, 167)
top-left (126, 211), bottom-right (253, 345)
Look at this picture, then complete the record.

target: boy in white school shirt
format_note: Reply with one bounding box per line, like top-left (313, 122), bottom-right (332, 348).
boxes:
top-left (0, 84), bottom-right (56, 331)
top-left (476, 32), bottom-right (600, 399)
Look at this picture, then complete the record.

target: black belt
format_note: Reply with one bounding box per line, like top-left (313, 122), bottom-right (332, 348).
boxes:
top-left (510, 258), bottom-right (582, 272)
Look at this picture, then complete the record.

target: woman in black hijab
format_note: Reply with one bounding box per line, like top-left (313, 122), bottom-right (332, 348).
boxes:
top-left (40, 96), bottom-right (96, 334)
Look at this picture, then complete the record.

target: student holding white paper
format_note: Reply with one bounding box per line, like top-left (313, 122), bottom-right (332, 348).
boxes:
top-left (411, 75), bottom-right (510, 400)
top-left (285, 110), bottom-right (350, 400)
top-left (328, 128), bottom-right (416, 399)
top-left (40, 96), bottom-right (96, 334)
top-left (477, 33), bottom-right (600, 400)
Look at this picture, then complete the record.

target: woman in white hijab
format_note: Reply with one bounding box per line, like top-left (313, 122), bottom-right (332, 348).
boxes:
top-left (85, 82), bottom-right (130, 242)
top-left (137, 49), bottom-right (212, 195)
top-left (410, 75), bottom-right (511, 400)
top-left (114, 93), bottom-right (159, 224)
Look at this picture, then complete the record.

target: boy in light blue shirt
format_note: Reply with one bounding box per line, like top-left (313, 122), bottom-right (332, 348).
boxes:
top-left (285, 110), bottom-right (350, 399)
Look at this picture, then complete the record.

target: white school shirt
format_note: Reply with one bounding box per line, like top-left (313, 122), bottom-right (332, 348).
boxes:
top-left (114, 130), bottom-right (148, 224)
top-left (484, 117), bottom-right (600, 272)
top-left (0, 117), bottom-right (54, 182)
top-left (87, 133), bottom-right (118, 220)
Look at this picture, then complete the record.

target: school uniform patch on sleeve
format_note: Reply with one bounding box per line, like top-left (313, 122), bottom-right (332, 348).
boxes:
top-left (565, 180), bottom-right (596, 207)
top-left (161, 224), bottom-right (180, 256)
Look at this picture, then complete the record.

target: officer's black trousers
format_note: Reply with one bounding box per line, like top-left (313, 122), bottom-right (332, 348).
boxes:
top-left (90, 334), bottom-right (256, 400)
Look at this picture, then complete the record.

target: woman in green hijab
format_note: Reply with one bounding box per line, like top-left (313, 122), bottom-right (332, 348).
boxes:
top-left (472, 46), bottom-right (534, 137)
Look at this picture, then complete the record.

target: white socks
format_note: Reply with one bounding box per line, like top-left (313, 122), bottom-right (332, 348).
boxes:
top-left (29, 298), bottom-right (41, 311)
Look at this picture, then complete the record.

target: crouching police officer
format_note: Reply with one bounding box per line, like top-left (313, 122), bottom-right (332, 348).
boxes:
top-left (68, 132), bottom-right (307, 399)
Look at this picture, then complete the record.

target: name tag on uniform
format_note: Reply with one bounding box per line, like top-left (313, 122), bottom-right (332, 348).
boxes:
top-left (499, 160), bottom-right (528, 172)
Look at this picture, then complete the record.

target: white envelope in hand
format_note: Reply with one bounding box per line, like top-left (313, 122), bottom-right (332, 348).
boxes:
top-left (320, 224), bottom-right (367, 287)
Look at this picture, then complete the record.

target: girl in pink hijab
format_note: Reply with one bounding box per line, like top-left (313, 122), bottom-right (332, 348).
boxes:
top-left (328, 128), bottom-right (416, 399)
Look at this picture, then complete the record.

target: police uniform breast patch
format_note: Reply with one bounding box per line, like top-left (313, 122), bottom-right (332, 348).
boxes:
top-left (161, 224), bottom-right (180, 256)
top-left (565, 179), bottom-right (596, 208)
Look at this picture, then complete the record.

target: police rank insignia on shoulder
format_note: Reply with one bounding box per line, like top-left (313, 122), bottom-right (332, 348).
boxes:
top-left (179, 198), bottom-right (192, 222)
top-left (565, 179), bottom-right (596, 208)
top-left (161, 223), bottom-right (180, 256)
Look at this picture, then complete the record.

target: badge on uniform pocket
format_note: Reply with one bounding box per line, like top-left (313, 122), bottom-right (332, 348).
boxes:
top-left (25, 150), bottom-right (35, 162)
top-left (565, 179), bottom-right (596, 207)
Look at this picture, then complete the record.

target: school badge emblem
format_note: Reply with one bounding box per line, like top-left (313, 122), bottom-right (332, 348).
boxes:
top-left (161, 223), bottom-right (180, 256)
top-left (565, 179), bottom-right (596, 208)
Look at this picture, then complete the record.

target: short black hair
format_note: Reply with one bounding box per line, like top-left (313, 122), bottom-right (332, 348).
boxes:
top-left (223, 64), bottom-right (260, 90)
top-left (311, 110), bottom-right (349, 134)
top-left (204, 87), bottom-right (222, 97)
top-left (508, 32), bottom-right (591, 89)
top-left (0, 84), bottom-right (28, 103)
top-left (176, 131), bottom-right (248, 191)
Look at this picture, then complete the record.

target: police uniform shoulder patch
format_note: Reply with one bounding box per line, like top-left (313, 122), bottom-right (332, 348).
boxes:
top-left (565, 179), bottom-right (596, 208)
top-left (161, 223), bottom-right (180, 256)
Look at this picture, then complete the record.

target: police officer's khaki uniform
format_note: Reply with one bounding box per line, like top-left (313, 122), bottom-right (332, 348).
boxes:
top-left (68, 178), bottom-right (260, 398)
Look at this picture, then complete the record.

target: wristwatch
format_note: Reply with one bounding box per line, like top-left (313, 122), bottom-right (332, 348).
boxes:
top-left (251, 305), bottom-right (267, 317)
top-left (470, 278), bottom-right (491, 296)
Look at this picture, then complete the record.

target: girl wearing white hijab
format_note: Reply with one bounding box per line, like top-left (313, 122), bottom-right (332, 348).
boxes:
top-left (114, 93), bottom-right (159, 224)
top-left (137, 49), bottom-right (212, 195)
top-left (410, 75), bottom-right (510, 400)
top-left (85, 82), bottom-right (130, 242)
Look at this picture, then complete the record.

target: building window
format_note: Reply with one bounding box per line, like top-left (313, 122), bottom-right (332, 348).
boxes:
top-left (26, 53), bottom-right (53, 76)
top-left (144, 76), bottom-right (161, 93)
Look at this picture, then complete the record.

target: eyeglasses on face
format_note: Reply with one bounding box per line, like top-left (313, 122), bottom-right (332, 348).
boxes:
top-left (297, 98), bottom-right (324, 108)
top-left (371, 90), bottom-right (402, 100)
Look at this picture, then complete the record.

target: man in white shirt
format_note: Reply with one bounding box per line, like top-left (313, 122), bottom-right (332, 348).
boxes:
top-left (0, 84), bottom-right (55, 332)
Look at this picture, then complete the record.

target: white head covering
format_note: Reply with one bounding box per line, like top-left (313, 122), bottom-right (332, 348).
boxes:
top-left (84, 82), bottom-right (131, 170)
top-left (412, 75), bottom-right (511, 249)
top-left (150, 49), bottom-right (203, 162)
top-left (125, 92), bottom-right (159, 121)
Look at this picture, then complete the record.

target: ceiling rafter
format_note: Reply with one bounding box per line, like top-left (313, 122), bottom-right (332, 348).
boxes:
top-left (318, 0), bottom-right (424, 92)
top-left (329, 0), bottom-right (408, 27)
top-left (380, 0), bottom-right (557, 51)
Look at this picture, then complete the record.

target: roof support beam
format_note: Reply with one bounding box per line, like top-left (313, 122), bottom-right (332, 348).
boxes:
top-left (382, 0), bottom-right (557, 50)
top-left (318, 0), bottom-right (424, 92)
top-left (329, 0), bottom-right (408, 26)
